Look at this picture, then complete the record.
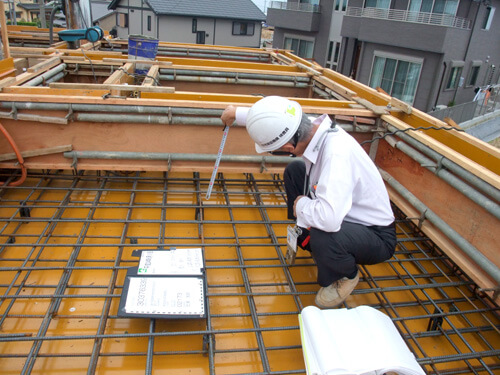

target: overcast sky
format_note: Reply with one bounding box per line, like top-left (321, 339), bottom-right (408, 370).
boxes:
top-left (251, 0), bottom-right (269, 13)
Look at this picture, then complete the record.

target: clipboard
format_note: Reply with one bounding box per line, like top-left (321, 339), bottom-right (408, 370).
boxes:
top-left (118, 247), bottom-right (207, 319)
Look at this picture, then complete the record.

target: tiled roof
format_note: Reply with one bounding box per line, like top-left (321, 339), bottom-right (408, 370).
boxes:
top-left (109, 0), bottom-right (266, 21)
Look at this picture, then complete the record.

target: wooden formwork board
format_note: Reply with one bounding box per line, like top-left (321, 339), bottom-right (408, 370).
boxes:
top-left (376, 139), bottom-right (500, 302)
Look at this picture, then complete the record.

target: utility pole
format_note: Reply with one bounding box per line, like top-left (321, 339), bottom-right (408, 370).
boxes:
top-left (38, 0), bottom-right (46, 28)
top-left (63, 0), bottom-right (92, 30)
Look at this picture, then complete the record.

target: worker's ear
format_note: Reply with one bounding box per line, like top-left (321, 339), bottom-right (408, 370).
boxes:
top-left (281, 143), bottom-right (295, 153)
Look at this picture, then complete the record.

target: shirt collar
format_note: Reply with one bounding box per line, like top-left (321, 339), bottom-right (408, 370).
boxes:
top-left (302, 114), bottom-right (332, 168)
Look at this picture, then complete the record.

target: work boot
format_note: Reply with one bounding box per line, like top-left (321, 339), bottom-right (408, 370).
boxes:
top-left (315, 271), bottom-right (360, 308)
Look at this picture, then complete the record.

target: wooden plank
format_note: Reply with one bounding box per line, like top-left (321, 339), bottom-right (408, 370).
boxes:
top-left (444, 117), bottom-right (461, 129)
top-left (387, 186), bottom-right (498, 303)
top-left (382, 114), bottom-right (500, 189)
top-left (142, 65), bottom-right (160, 86)
top-left (104, 62), bottom-right (135, 85)
top-left (10, 46), bottom-right (57, 54)
top-left (314, 75), bottom-right (356, 99)
top-left (0, 76), bottom-right (16, 89)
top-left (49, 82), bottom-right (175, 93)
top-left (0, 68), bottom-right (15, 80)
top-left (296, 62), bottom-right (321, 76)
top-left (0, 144), bottom-right (73, 161)
top-left (1, 86), bottom-right (109, 96)
top-left (27, 56), bottom-right (61, 73)
top-left (0, 2), bottom-right (11, 59)
top-left (0, 112), bottom-right (68, 124)
top-left (389, 97), bottom-right (412, 114)
top-left (352, 96), bottom-right (388, 115)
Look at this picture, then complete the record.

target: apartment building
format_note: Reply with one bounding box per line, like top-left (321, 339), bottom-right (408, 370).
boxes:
top-left (267, 0), bottom-right (500, 111)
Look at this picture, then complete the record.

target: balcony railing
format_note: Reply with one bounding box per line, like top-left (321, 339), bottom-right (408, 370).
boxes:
top-left (345, 7), bottom-right (471, 29)
top-left (269, 1), bottom-right (321, 13)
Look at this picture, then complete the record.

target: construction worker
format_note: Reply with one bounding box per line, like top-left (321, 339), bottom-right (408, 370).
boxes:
top-left (221, 96), bottom-right (396, 308)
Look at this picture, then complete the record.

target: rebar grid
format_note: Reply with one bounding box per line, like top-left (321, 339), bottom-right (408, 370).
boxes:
top-left (0, 170), bottom-right (499, 375)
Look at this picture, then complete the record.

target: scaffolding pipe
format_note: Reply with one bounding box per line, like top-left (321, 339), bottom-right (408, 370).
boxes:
top-left (386, 124), bottom-right (500, 202)
top-left (74, 113), bottom-right (373, 130)
top-left (99, 46), bottom-right (266, 62)
top-left (156, 51), bottom-right (266, 62)
top-left (158, 69), bottom-right (310, 82)
top-left (312, 86), bottom-right (333, 99)
top-left (380, 168), bottom-right (500, 286)
top-left (0, 102), bottom-right (375, 130)
top-left (75, 113), bottom-right (226, 125)
top-left (0, 102), bottom-right (224, 116)
top-left (158, 75), bottom-right (309, 88)
top-left (64, 151), bottom-right (294, 165)
top-left (22, 64), bottom-right (67, 87)
top-left (44, 72), bottom-right (66, 85)
top-left (385, 135), bottom-right (500, 219)
top-left (156, 47), bottom-right (270, 59)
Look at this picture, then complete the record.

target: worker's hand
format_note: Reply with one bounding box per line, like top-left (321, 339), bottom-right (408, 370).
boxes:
top-left (221, 105), bottom-right (237, 126)
top-left (293, 195), bottom-right (306, 218)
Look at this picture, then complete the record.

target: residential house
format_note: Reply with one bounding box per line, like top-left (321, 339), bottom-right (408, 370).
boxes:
top-left (267, 0), bottom-right (500, 112)
top-left (108, 0), bottom-right (266, 47)
top-left (92, 0), bottom-right (115, 31)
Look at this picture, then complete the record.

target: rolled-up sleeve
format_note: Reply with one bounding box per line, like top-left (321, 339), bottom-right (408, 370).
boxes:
top-left (235, 107), bottom-right (250, 126)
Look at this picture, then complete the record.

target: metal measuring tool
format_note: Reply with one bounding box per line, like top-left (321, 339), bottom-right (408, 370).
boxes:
top-left (206, 125), bottom-right (229, 200)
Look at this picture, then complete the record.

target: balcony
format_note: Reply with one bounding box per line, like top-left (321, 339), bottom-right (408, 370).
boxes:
top-left (342, 6), bottom-right (473, 54)
top-left (345, 7), bottom-right (471, 29)
top-left (267, 1), bottom-right (322, 32)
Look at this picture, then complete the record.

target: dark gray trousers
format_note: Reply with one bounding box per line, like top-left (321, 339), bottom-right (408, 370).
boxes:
top-left (284, 160), bottom-right (396, 287)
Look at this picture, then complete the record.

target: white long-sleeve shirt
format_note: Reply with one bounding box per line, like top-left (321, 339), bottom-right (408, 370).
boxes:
top-left (295, 115), bottom-right (394, 232)
top-left (235, 107), bottom-right (394, 232)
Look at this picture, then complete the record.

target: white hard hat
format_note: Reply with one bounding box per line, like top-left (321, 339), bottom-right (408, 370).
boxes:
top-left (246, 96), bottom-right (302, 153)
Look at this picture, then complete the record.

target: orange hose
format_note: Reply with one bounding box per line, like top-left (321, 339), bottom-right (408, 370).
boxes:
top-left (0, 121), bottom-right (27, 186)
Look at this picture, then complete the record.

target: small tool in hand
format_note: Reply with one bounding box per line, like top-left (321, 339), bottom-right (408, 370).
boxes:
top-left (206, 125), bottom-right (229, 200)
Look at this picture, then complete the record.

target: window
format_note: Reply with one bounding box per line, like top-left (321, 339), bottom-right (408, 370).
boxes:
top-left (117, 13), bottom-right (128, 28)
top-left (335, 0), bottom-right (348, 11)
top-left (408, 0), bottom-right (458, 16)
top-left (284, 37), bottom-right (314, 59)
top-left (365, 0), bottom-right (390, 9)
top-left (369, 54), bottom-right (422, 104)
top-left (446, 64), bottom-right (463, 89)
top-left (196, 31), bottom-right (205, 44)
top-left (466, 62), bottom-right (481, 87)
top-left (192, 18), bottom-right (197, 33)
top-left (147, 15), bottom-right (151, 32)
top-left (232, 22), bottom-right (255, 36)
top-left (326, 41), bottom-right (341, 70)
top-left (482, 6), bottom-right (495, 30)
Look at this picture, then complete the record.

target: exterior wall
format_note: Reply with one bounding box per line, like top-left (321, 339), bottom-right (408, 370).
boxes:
top-left (314, 0), bottom-right (334, 65)
top-left (158, 16), bottom-right (198, 43)
top-left (340, 0), bottom-right (500, 111)
top-left (212, 19), bottom-right (262, 47)
top-left (94, 14), bottom-right (116, 32)
top-left (158, 16), bottom-right (262, 47)
top-left (268, 0), bottom-right (335, 65)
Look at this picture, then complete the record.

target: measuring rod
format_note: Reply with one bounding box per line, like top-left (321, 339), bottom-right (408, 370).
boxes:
top-left (206, 125), bottom-right (229, 200)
